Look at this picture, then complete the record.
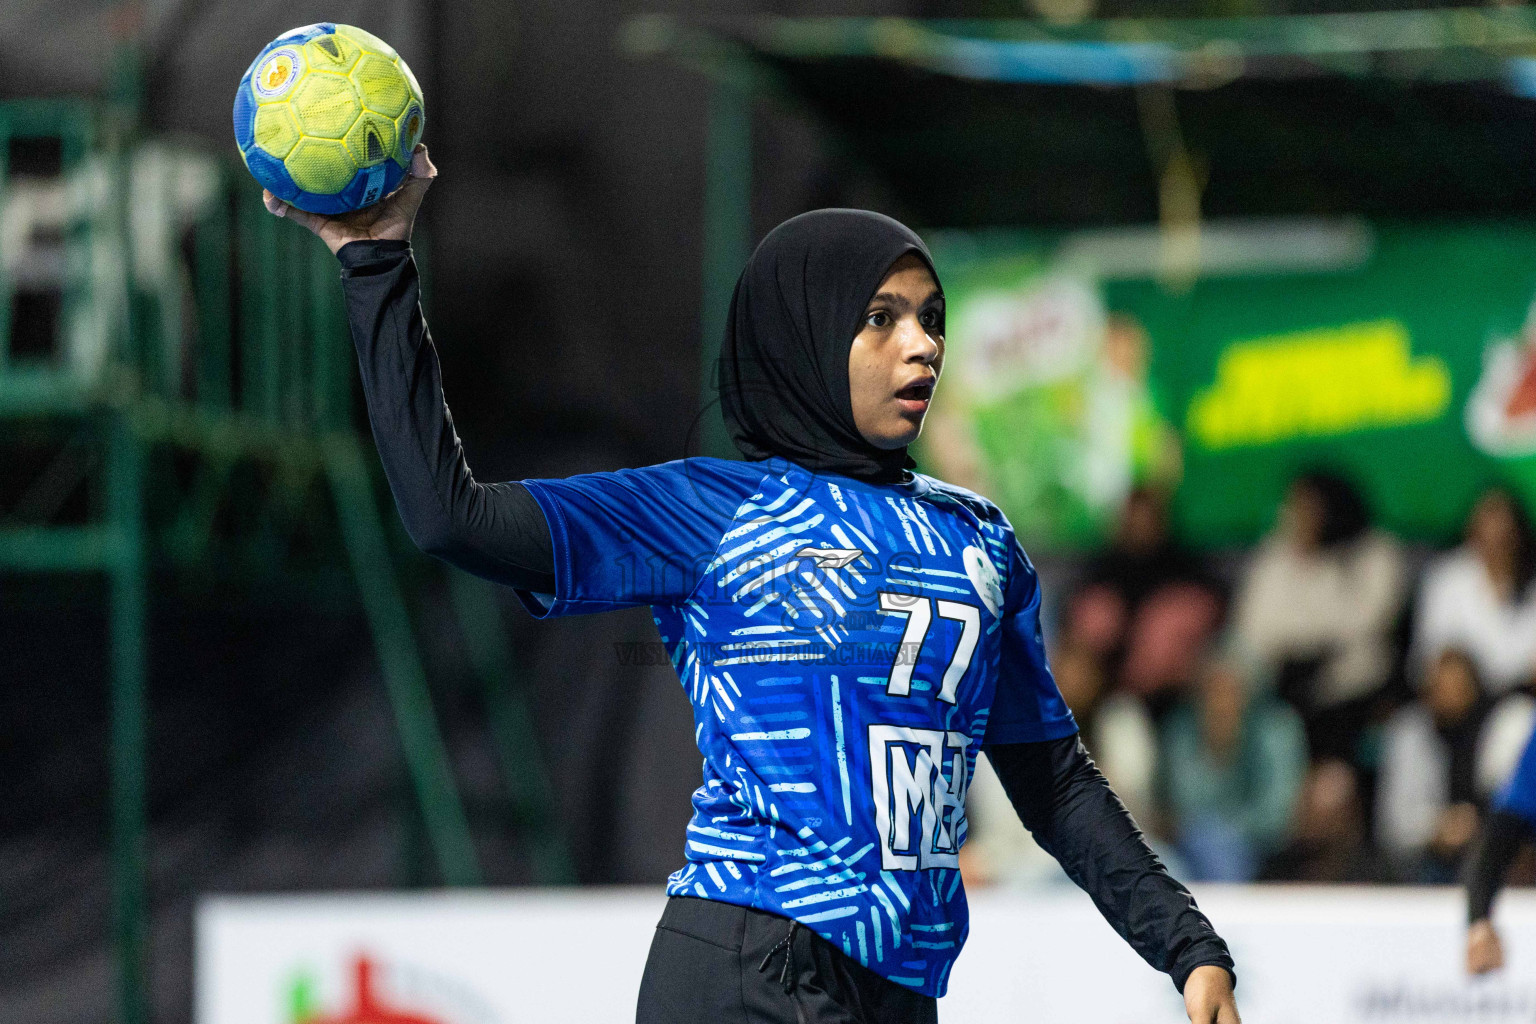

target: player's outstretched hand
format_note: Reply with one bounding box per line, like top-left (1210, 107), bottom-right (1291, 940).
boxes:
top-left (263, 144), bottom-right (436, 256)
top-left (1467, 919), bottom-right (1505, 975)
top-left (1183, 965), bottom-right (1240, 1024)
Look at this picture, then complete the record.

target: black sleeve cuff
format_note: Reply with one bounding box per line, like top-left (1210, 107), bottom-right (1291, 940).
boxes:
top-left (1171, 952), bottom-right (1238, 995)
top-left (337, 238), bottom-right (412, 272)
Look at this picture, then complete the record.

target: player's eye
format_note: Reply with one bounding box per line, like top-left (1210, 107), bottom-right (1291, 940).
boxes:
top-left (865, 311), bottom-right (891, 329)
top-left (920, 308), bottom-right (944, 332)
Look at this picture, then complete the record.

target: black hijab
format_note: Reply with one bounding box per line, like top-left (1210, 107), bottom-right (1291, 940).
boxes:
top-left (718, 208), bottom-right (938, 484)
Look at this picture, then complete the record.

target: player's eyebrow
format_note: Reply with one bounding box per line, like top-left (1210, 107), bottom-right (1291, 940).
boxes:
top-left (865, 291), bottom-right (909, 311)
top-left (865, 289), bottom-right (943, 312)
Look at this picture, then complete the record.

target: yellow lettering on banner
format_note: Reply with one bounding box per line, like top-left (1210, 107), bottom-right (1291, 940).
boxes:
top-left (1186, 320), bottom-right (1451, 450)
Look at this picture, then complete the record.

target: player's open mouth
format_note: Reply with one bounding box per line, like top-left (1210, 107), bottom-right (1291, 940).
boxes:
top-left (895, 378), bottom-right (936, 414)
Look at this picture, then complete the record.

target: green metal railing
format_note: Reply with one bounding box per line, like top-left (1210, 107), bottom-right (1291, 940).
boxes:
top-left (697, 78), bottom-right (753, 460)
top-left (0, 98), bottom-right (571, 1024)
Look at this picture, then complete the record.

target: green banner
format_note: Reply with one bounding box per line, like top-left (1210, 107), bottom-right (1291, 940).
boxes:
top-left (924, 222), bottom-right (1536, 550)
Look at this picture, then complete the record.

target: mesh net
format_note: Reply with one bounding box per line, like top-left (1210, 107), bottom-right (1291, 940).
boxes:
top-left (345, 113), bottom-right (398, 168)
top-left (252, 104), bottom-right (299, 158)
top-left (285, 138), bottom-right (355, 194)
top-left (303, 33), bottom-right (361, 73)
top-left (291, 72), bottom-right (361, 139)
top-left (351, 54), bottom-right (409, 118)
top-left (396, 56), bottom-right (423, 106)
top-left (335, 24), bottom-right (397, 59)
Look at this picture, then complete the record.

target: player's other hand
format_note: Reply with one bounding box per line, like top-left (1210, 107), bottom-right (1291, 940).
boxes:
top-left (1183, 965), bottom-right (1240, 1024)
top-left (1468, 919), bottom-right (1505, 975)
top-left (262, 144), bottom-right (436, 256)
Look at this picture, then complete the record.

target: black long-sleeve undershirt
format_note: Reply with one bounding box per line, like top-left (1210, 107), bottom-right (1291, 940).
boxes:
top-left (336, 238), bottom-right (1234, 993)
top-left (338, 238), bottom-right (555, 594)
top-left (1466, 810), bottom-right (1534, 924)
top-left (988, 737), bottom-right (1235, 992)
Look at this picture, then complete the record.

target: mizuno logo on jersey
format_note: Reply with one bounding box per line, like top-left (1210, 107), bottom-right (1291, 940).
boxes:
top-left (795, 546), bottom-right (864, 569)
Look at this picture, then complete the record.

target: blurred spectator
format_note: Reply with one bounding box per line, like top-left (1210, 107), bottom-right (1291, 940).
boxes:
top-left (1065, 485), bottom-right (1223, 707)
top-left (1233, 471), bottom-right (1407, 762)
top-left (1160, 647), bottom-right (1307, 881)
top-left (1262, 758), bottom-right (1391, 883)
top-left (1413, 486), bottom-right (1536, 695)
top-left (1377, 648), bottom-right (1536, 881)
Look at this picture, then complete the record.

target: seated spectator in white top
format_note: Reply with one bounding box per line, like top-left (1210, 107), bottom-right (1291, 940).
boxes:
top-left (1377, 647), bottom-right (1536, 882)
top-left (1234, 471), bottom-right (1408, 762)
top-left (1413, 486), bottom-right (1536, 695)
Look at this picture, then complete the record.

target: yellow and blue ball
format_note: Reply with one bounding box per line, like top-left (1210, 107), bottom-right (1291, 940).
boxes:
top-left (233, 23), bottom-right (424, 214)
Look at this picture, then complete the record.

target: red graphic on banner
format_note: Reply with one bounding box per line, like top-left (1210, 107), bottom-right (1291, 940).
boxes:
top-left (1505, 341), bottom-right (1536, 420)
top-left (299, 956), bottom-right (444, 1024)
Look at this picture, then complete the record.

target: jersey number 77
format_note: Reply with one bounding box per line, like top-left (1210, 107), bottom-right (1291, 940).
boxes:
top-left (870, 591), bottom-right (981, 870)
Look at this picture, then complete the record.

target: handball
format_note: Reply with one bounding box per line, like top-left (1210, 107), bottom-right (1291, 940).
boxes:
top-left (233, 23), bottom-right (424, 214)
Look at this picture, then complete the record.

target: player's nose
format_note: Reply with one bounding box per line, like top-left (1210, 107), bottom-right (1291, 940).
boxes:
top-left (897, 318), bottom-right (940, 365)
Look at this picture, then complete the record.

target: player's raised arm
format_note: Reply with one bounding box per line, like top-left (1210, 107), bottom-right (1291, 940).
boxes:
top-left (268, 145), bottom-right (557, 595)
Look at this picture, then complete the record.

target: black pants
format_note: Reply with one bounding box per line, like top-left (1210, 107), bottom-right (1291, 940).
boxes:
top-left (636, 896), bottom-right (939, 1024)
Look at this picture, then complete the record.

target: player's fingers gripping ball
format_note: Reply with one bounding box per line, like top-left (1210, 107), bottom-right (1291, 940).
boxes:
top-left (233, 23), bottom-right (424, 214)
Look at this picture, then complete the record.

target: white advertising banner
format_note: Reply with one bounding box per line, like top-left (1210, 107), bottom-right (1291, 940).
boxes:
top-left (197, 886), bottom-right (1536, 1024)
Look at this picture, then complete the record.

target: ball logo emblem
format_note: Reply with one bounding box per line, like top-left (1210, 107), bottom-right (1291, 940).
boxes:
top-left (401, 106), bottom-right (423, 152)
top-left (252, 48), bottom-right (300, 100)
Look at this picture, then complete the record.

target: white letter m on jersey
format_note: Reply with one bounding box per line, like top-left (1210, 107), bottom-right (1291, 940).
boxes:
top-left (868, 725), bottom-right (972, 871)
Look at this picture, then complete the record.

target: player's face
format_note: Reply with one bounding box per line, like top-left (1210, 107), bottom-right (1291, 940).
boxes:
top-left (848, 253), bottom-right (944, 450)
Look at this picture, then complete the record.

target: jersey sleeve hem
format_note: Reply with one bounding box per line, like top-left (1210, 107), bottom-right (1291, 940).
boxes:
top-left (981, 714), bottom-right (1079, 748)
top-left (514, 478), bottom-right (571, 619)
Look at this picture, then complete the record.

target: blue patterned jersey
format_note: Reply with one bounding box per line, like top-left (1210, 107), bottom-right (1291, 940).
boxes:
top-left (518, 456), bottom-right (1076, 996)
